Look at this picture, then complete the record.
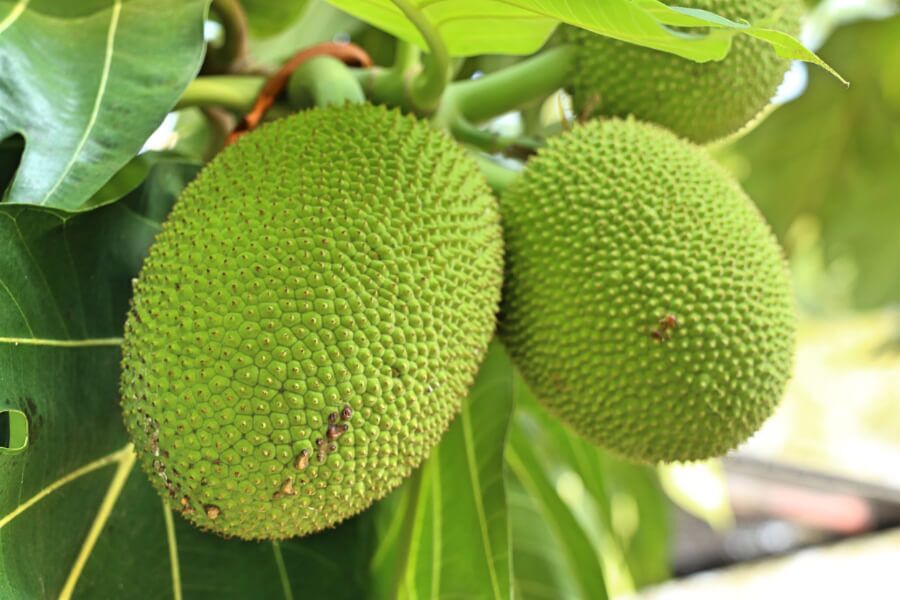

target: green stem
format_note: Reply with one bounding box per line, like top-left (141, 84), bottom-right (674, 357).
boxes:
top-left (392, 39), bottom-right (419, 73)
top-left (474, 155), bottom-right (521, 194)
top-left (451, 118), bottom-right (542, 156)
top-left (287, 56), bottom-right (366, 108)
top-left (205, 0), bottom-right (249, 73)
top-left (390, 0), bottom-right (450, 113)
top-left (354, 40), bottom-right (420, 113)
top-left (520, 100), bottom-right (546, 137)
top-left (175, 76), bottom-right (265, 113)
top-left (439, 45), bottom-right (576, 125)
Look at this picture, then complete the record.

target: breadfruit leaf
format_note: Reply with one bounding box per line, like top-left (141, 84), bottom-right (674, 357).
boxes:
top-left (324, 0), bottom-right (843, 82)
top-left (0, 0), bottom-right (208, 210)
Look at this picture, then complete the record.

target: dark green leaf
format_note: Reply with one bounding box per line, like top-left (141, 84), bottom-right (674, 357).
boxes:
top-left (0, 0), bottom-right (208, 210)
top-left (74, 468), bottom-right (377, 599)
top-left (0, 198), bottom-right (160, 598)
top-left (0, 134), bottom-right (24, 198)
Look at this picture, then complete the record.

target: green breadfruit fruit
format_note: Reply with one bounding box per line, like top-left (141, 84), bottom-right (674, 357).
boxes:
top-left (120, 104), bottom-right (504, 540)
top-left (564, 0), bottom-right (804, 143)
top-left (499, 118), bottom-right (796, 463)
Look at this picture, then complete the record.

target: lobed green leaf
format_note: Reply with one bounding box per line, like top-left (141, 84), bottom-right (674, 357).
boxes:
top-left (323, 0), bottom-right (843, 82)
top-left (0, 0), bottom-right (208, 210)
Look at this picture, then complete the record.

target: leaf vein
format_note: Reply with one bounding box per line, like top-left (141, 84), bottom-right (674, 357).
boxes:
top-left (0, 336), bottom-right (123, 347)
top-left (272, 541), bottom-right (294, 600)
top-left (0, 443), bottom-right (132, 530)
top-left (39, 0), bottom-right (122, 206)
top-left (461, 400), bottom-right (503, 599)
top-left (163, 501), bottom-right (183, 600)
top-left (0, 0), bottom-right (29, 35)
top-left (59, 444), bottom-right (136, 599)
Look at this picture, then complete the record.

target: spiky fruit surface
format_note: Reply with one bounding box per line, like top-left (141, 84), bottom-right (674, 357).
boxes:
top-left (120, 104), bottom-right (503, 540)
top-left (499, 118), bottom-right (796, 463)
top-left (564, 0), bottom-right (803, 143)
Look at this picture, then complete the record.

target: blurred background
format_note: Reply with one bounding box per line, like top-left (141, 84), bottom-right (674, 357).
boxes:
top-left (142, 0), bottom-right (900, 596)
top-left (504, 0), bottom-right (900, 596)
top-left (632, 0), bottom-right (900, 595)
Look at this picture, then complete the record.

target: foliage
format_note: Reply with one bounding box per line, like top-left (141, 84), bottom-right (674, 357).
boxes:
top-left (0, 0), bottom-right (208, 210)
top-left (0, 0), bottom-right (865, 598)
top-left (729, 14), bottom-right (900, 311)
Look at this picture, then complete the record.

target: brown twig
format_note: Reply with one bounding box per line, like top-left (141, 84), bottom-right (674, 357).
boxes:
top-left (226, 42), bottom-right (373, 145)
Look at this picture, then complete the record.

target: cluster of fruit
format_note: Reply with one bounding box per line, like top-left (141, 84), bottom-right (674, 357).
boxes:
top-left (120, 0), bottom-right (799, 540)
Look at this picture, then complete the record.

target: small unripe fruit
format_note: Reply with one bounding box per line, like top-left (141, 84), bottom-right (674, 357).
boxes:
top-left (564, 0), bottom-right (804, 142)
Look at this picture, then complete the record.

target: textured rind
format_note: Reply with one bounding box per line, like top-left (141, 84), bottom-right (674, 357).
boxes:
top-left (499, 118), bottom-right (796, 463)
top-left (120, 104), bottom-right (503, 540)
top-left (564, 0), bottom-right (803, 143)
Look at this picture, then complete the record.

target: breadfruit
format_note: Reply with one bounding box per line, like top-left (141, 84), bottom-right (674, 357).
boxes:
top-left (499, 118), bottom-right (796, 463)
top-left (120, 104), bottom-right (503, 539)
top-left (564, 0), bottom-right (804, 143)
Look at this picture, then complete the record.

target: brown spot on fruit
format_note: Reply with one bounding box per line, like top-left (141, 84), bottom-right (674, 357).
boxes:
top-left (295, 448), bottom-right (310, 471)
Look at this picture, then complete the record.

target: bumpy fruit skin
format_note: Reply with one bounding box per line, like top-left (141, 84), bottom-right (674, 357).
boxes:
top-left (499, 118), bottom-right (796, 463)
top-left (120, 104), bottom-right (503, 540)
top-left (564, 0), bottom-right (803, 143)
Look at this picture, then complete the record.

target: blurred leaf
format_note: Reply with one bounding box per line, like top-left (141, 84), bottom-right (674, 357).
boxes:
top-left (510, 375), bottom-right (671, 594)
top-left (249, 0), bottom-right (362, 67)
top-left (507, 420), bottom-right (608, 600)
top-left (732, 15), bottom-right (900, 309)
top-left (166, 108), bottom-right (230, 162)
top-left (600, 460), bottom-right (670, 588)
top-left (86, 151), bottom-right (201, 210)
top-left (243, 0), bottom-right (309, 38)
top-left (507, 475), bottom-right (581, 600)
top-left (323, 0), bottom-right (840, 80)
top-left (0, 0), bottom-right (208, 210)
top-left (371, 342), bottom-right (514, 599)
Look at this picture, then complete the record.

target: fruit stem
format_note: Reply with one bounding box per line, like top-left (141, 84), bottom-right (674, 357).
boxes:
top-left (390, 0), bottom-right (450, 113)
top-left (287, 56), bottom-right (366, 109)
top-left (437, 45), bottom-right (577, 125)
top-left (450, 119), bottom-right (542, 158)
top-left (474, 155), bottom-right (521, 194)
top-left (354, 40), bottom-right (420, 114)
top-left (204, 0), bottom-right (250, 74)
top-left (175, 76), bottom-right (265, 113)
